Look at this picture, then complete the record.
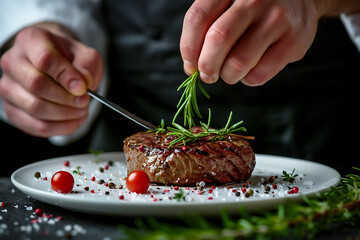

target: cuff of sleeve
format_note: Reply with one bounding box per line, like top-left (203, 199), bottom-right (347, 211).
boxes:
top-left (341, 13), bottom-right (360, 53)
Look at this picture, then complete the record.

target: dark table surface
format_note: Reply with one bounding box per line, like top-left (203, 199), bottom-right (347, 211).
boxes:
top-left (0, 177), bottom-right (359, 240)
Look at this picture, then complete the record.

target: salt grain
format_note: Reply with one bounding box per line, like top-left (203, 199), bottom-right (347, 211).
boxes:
top-left (25, 206), bottom-right (33, 211)
top-left (47, 219), bottom-right (56, 225)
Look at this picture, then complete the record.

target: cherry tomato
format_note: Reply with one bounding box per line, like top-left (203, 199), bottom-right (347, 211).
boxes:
top-left (51, 171), bottom-right (74, 193)
top-left (126, 170), bottom-right (150, 194)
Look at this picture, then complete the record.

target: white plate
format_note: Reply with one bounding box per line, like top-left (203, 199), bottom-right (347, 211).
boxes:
top-left (11, 152), bottom-right (340, 217)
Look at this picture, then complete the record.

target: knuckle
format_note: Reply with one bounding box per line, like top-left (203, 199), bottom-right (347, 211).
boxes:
top-left (180, 42), bottom-right (198, 56)
top-left (0, 78), bottom-right (11, 99)
top-left (244, 0), bottom-right (263, 9)
top-left (25, 72), bottom-right (46, 95)
top-left (0, 52), bottom-right (11, 72)
top-left (244, 70), bottom-right (268, 86)
top-left (206, 26), bottom-right (232, 46)
top-left (26, 97), bottom-right (43, 117)
top-left (34, 49), bottom-right (56, 71)
top-left (34, 121), bottom-right (52, 137)
top-left (184, 4), bottom-right (208, 26)
top-left (198, 60), bottom-right (216, 77)
top-left (227, 55), bottom-right (249, 74)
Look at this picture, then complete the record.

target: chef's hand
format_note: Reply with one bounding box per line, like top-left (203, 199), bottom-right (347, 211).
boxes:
top-left (0, 22), bottom-right (103, 137)
top-left (180, 0), bottom-right (359, 86)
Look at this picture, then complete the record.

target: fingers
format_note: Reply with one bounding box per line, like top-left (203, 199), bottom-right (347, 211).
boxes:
top-left (220, 6), bottom-right (290, 85)
top-left (0, 75), bottom-right (88, 121)
top-left (71, 44), bottom-right (104, 91)
top-left (16, 27), bottom-right (101, 96)
top-left (181, 0), bottom-right (319, 86)
top-left (180, 0), bottom-right (232, 76)
top-left (1, 51), bottom-right (89, 108)
top-left (0, 25), bottom-right (104, 137)
top-left (197, 1), bottom-right (260, 84)
top-left (3, 102), bottom-right (87, 138)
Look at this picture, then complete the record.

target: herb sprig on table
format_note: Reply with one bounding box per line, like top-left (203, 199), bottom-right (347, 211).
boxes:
top-left (155, 71), bottom-right (250, 147)
top-left (121, 167), bottom-right (360, 239)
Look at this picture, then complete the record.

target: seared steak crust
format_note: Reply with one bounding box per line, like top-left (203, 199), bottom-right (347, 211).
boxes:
top-left (123, 129), bottom-right (256, 185)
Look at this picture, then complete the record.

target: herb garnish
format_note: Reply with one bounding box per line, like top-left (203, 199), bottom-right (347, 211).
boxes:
top-left (173, 71), bottom-right (210, 128)
top-left (167, 109), bottom-right (249, 148)
top-left (281, 168), bottom-right (298, 183)
top-left (121, 167), bottom-right (360, 239)
top-left (72, 166), bottom-right (84, 175)
top-left (156, 71), bottom-right (250, 147)
top-left (173, 189), bottom-right (187, 202)
top-left (90, 149), bottom-right (103, 157)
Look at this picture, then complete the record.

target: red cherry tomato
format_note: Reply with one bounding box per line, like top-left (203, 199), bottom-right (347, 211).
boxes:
top-left (126, 170), bottom-right (150, 194)
top-left (51, 171), bottom-right (74, 193)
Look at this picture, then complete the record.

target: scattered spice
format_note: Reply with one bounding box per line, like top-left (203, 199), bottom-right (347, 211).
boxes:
top-left (34, 172), bottom-right (41, 179)
top-left (64, 161), bottom-right (70, 167)
top-left (34, 208), bottom-right (43, 217)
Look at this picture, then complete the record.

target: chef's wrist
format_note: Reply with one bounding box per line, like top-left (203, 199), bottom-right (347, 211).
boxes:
top-left (314, 0), bottom-right (360, 17)
top-left (0, 21), bottom-right (78, 57)
top-left (32, 21), bottom-right (79, 40)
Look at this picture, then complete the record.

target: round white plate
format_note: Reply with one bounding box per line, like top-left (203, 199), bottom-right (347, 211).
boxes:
top-left (11, 152), bottom-right (340, 216)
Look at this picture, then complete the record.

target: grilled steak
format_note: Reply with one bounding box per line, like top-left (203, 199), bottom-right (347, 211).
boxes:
top-left (123, 128), bottom-right (256, 185)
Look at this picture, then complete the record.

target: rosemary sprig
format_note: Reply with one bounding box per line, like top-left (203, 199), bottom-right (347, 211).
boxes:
top-left (120, 167), bottom-right (360, 240)
top-left (153, 71), bottom-right (249, 147)
top-left (173, 71), bottom-right (210, 128)
top-left (167, 109), bottom-right (247, 148)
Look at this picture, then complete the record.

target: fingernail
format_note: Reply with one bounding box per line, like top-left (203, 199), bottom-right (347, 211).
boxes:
top-left (69, 79), bottom-right (86, 96)
top-left (199, 71), bottom-right (218, 84)
top-left (184, 60), bottom-right (197, 75)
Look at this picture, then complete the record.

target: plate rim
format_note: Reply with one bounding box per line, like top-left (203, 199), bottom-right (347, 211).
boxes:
top-left (11, 152), bottom-right (341, 216)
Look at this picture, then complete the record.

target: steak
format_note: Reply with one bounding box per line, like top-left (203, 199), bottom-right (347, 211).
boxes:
top-left (123, 128), bottom-right (256, 185)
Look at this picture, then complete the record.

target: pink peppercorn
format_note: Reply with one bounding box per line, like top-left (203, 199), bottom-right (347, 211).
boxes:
top-left (91, 176), bottom-right (96, 181)
top-left (173, 186), bottom-right (179, 191)
top-left (292, 186), bottom-right (299, 193)
top-left (91, 190), bottom-right (95, 193)
top-left (35, 208), bottom-right (43, 217)
top-left (181, 146), bottom-right (187, 151)
top-left (43, 177), bottom-right (48, 181)
top-left (138, 145), bottom-right (144, 152)
top-left (208, 197), bottom-right (213, 200)
top-left (104, 165), bottom-right (109, 170)
top-left (241, 188), bottom-right (246, 193)
top-left (208, 189), bottom-right (214, 194)
top-left (1, 202), bottom-right (4, 207)
top-left (119, 195), bottom-right (124, 200)
top-left (64, 161), bottom-right (70, 167)
top-left (272, 184), bottom-right (278, 190)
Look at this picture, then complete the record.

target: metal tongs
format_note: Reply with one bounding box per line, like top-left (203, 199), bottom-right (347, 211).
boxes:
top-left (87, 90), bottom-right (157, 130)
